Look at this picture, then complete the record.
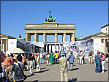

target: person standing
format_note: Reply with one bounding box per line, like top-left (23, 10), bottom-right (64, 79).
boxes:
top-left (40, 52), bottom-right (43, 64)
top-left (66, 50), bottom-right (70, 68)
top-left (95, 51), bottom-right (101, 73)
top-left (34, 53), bottom-right (37, 69)
top-left (66, 50), bottom-right (70, 59)
top-left (36, 53), bottom-right (40, 72)
top-left (12, 55), bottom-right (24, 82)
top-left (28, 54), bottom-right (35, 74)
top-left (101, 53), bottom-right (105, 73)
top-left (59, 51), bottom-right (68, 82)
top-left (68, 51), bottom-right (75, 71)
top-left (57, 51), bottom-right (60, 63)
top-left (89, 51), bottom-right (93, 64)
top-left (49, 51), bottom-right (53, 65)
top-left (46, 53), bottom-right (50, 65)
top-left (22, 54), bottom-right (27, 71)
top-left (76, 51), bottom-right (79, 64)
top-left (79, 51), bottom-right (83, 65)
top-left (55, 51), bottom-right (58, 64)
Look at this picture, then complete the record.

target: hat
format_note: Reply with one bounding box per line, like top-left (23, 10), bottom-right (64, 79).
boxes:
top-left (60, 51), bottom-right (65, 56)
top-left (2, 57), bottom-right (12, 66)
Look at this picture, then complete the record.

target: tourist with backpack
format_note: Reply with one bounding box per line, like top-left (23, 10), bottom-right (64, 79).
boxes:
top-left (12, 55), bottom-right (25, 82)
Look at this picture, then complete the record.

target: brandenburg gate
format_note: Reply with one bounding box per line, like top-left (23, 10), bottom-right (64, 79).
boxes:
top-left (24, 12), bottom-right (76, 42)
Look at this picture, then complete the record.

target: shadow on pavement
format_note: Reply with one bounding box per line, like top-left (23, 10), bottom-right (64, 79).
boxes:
top-left (34, 69), bottom-right (50, 73)
top-left (40, 67), bottom-right (46, 70)
top-left (73, 65), bottom-right (76, 66)
top-left (72, 68), bottom-right (79, 71)
top-left (68, 78), bottom-right (77, 82)
top-left (27, 73), bottom-right (35, 77)
top-left (104, 69), bottom-right (107, 72)
top-left (33, 80), bottom-right (38, 82)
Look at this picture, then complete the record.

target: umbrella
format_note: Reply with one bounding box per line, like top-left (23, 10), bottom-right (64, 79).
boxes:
top-left (0, 51), bottom-right (6, 64)
top-left (6, 48), bottom-right (25, 54)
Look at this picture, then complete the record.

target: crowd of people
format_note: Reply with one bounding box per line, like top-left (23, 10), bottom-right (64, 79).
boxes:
top-left (0, 50), bottom-right (108, 82)
top-left (95, 50), bottom-right (108, 73)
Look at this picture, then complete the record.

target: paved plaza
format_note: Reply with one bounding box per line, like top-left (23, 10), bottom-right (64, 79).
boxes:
top-left (10, 59), bottom-right (108, 82)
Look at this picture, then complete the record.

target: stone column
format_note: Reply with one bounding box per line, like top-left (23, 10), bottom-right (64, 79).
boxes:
top-left (25, 33), bottom-right (31, 41)
top-left (55, 33), bottom-right (58, 42)
top-left (63, 33), bottom-right (66, 42)
top-left (71, 33), bottom-right (75, 42)
top-left (43, 33), bottom-right (46, 42)
top-left (3, 44), bottom-right (4, 52)
top-left (34, 33), bottom-right (38, 42)
top-left (25, 33), bottom-right (28, 41)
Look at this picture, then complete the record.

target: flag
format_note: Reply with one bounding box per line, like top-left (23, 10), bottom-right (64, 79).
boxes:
top-left (19, 34), bottom-right (21, 38)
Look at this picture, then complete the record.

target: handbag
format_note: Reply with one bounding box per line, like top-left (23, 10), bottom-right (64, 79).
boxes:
top-left (18, 63), bottom-right (27, 80)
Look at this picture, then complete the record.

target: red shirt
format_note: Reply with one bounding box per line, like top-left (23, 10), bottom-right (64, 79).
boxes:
top-left (102, 55), bottom-right (105, 61)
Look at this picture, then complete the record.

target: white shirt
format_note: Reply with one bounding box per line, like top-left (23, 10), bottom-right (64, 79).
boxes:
top-left (40, 53), bottom-right (43, 58)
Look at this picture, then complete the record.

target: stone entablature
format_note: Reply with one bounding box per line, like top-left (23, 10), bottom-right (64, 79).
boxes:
top-left (25, 22), bottom-right (75, 28)
top-left (24, 22), bottom-right (76, 42)
top-left (25, 30), bottom-right (75, 34)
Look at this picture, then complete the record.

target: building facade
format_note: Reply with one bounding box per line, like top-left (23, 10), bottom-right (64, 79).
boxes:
top-left (0, 33), bottom-right (16, 53)
top-left (101, 24), bottom-right (109, 34)
top-left (77, 32), bottom-right (109, 54)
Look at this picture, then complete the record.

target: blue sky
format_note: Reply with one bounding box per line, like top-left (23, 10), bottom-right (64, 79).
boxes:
top-left (1, 1), bottom-right (108, 42)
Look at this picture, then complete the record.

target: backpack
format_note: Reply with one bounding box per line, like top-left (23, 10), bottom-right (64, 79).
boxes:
top-left (14, 64), bottom-right (23, 80)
